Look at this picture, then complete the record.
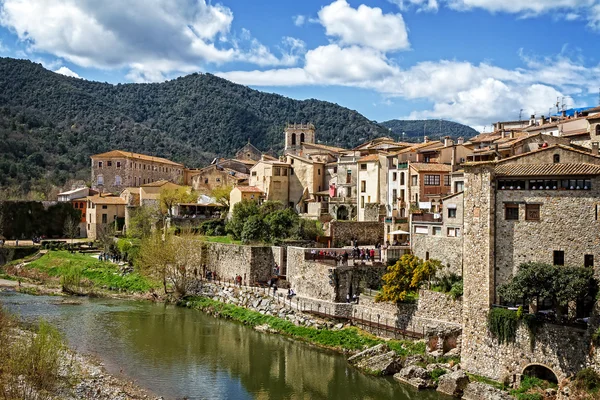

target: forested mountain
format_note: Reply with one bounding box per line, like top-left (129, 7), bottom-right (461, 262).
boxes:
top-left (0, 58), bottom-right (477, 198)
top-left (380, 119), bottom-right (478, 141)
top-left (0, 58), bottom-right (388, 197)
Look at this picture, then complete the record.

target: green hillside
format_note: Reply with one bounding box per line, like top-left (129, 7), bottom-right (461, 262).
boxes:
top-left (0, 58), bottom-right (388, 197)
top-left (380, 119), bottom-right (478, 141)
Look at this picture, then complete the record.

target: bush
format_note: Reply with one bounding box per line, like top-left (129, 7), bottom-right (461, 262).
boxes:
top-left (430, 368), bottom-right (447, 382)
top-left (575, 368), bottom-right (600, 392)
top-left (59, 262), bottom-right (82, 292)
top-left (450, 280), bottom-right (463, 299)
top-left (488, 307), bottom-right (518, 344)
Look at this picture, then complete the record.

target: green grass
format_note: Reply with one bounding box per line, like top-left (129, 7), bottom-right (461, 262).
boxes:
top-left (200, 236), bottom-right (242, 245)
top-left (183, 296), bottom-right (427, 355)
top-left (25, 251), bottom-right (157, 293)
top-left (510, 375), bottom-right (557, 400)
top-left (466, 373), bottom-right (507, 391)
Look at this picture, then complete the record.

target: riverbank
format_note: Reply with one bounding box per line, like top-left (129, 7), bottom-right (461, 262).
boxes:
top-left (0, 301), bottom-right (157, 400)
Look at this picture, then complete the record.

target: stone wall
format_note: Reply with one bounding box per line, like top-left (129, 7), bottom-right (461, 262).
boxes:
top-left (411, 234), bottom-right (463, 276)
top-left (286, 247), bottom-right (338, 301)
top-left (199, 242), bottom-right (275, 283)
top-left (330, 221), bottom-right (384, 246)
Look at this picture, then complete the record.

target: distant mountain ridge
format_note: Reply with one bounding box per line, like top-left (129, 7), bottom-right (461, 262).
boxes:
top-left (380, 119), bottom-right (478, 141)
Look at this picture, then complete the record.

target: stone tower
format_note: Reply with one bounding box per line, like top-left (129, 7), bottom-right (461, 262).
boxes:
top-left (284, 123), bottom-right (315, 152)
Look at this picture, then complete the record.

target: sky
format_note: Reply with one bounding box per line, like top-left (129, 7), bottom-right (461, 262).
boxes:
top-left (1, 0), bottom-right (600, 131)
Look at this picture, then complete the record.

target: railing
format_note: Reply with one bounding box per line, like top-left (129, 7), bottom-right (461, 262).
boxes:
top-left (491, 304), bottom-right (588, 329)
top-left (423, 186), bottom-right (452, 196)
top-left (397, 162), bottom-right (408, 169)
top-left (304, 248), bottom-right (383, 264)
top-left (200, 278), bottom-right (424, 340)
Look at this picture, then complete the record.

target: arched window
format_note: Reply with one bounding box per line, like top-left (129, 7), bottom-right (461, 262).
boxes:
top-left (553, 154), bottom-right (560, 163)
top-left (300, 132), bottom-right (305, 143)
top-left (400, 172), bottom-right (405, 185)
top-left (291, 133), bottom-right (296, 146)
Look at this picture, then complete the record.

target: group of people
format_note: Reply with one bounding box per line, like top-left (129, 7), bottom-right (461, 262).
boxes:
top-left (99, 252), bottom-right (121, 263)
top-left (346, 293), bottom-right (360, 304)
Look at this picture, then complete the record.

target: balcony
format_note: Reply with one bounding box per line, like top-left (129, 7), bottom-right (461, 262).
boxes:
top-left (412, 213), bottom-right (442, 223)
top-left (397, 162), bottom-right (408, 169)
top-left (423, 186), bottom-right (452, 196)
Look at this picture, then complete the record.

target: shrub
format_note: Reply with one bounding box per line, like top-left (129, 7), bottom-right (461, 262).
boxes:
top-left (488, 307), bottom-right (518, 344)
top-left (450, 280), bottom-right (463, 299)
top-left (430, 368), bottom-right (447, 382)
top-left (575, 368), bottom-right (600, 392)
top-left (59, 263), bottom-right (82, 292)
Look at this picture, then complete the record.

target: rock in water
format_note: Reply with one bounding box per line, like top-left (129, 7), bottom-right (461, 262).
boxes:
top-left (436, 370), bottom-right (469, 397)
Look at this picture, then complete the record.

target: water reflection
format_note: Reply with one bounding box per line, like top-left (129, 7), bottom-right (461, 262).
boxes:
top-left (0, 292), bottom-right (445, 400)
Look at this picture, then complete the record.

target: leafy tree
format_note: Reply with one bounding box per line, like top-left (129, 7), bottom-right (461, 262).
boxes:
top-left (137, 231), bottom-right (175, 294)
top-left (96, 223), bottom-right (116, 254)
top-left (241, 215), bottom-right (266, 244)
top-left (210, 185), bottom-right (233, 209)
top-left (264, 208), bottom-right (298, 241)
top-left (128, 205), bottom-right (160, 238)
top-left (170, 229), bottom-right (202, 296)
top-left (159, 187), bottom-right (196, 217)
top-left (376, 254), bottom-right (438, 302)
top-left (227, 200), bottom-right (260, 240)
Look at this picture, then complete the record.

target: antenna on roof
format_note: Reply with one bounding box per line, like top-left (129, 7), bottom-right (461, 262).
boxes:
top-left (519, 109), bottom-right (523, 123)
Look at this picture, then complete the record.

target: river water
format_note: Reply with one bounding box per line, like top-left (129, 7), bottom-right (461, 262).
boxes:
top-left (0, 291), bottom-right (447, 400)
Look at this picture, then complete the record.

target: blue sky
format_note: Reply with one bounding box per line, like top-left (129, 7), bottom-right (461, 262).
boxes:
top-left (1, 0), bottom-right (600, 130)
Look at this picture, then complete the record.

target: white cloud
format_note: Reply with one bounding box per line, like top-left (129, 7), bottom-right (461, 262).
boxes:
top-left (388, 0), bottom-right (439, 12)
top-left (446, 0), bottom-right (595, 14)
top-left (293, 15), bottom-right (306, 26)
top-left (318, 0), bottom-right (410, 51)
top-left (0, 0), bottom-right (295, 81)
top-left (54, 66), bottom-right (80, 78)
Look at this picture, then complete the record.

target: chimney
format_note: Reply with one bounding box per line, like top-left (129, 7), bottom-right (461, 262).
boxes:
top-left (501, 130), bottom-right (506, 139)
top-left (444, 136), bottom-right (453, 147)
top-left (451, 145), bottom-right (457, 170)
top-left (494, 143), bottom-right (500, 161)
top-left (457, 137), bottom-right (464, 145)
top-left (540, 115), bottom-right (546, 126)
top-left (424, 136), bottom-right (429, 143)
top-left (509, 131), bottom-right (515, 139)
top-left (593, 142), bottom-right (599, 155)
top-left (529, 115), bottom-right (536, 126)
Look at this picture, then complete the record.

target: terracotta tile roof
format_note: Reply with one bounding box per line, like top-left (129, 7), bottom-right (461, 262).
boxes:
top-left (495, 163), bottom-right (600, 177)
top-left (236, 186), bottom-right (264, 193)
top-left (584, 106), bottom-right (600, 114)
top-left (358, 154), bottom-right (381, 162)
top-left (302, 142), bottom-right (347, 152)
top-left (91, 150), bottom-right (183, 166)
top-left (140, 180), bottom-right (176, 187)
top-left (409, 163), bottom-right (452, 172)
top-left (563, 130), bottom-right (590, 137)
top-left (396, 141), bottom-right (442, 154)
top-left (496, 144), bottom-right (600, 164)
top-left (87, 195), bottom-right (127, 205)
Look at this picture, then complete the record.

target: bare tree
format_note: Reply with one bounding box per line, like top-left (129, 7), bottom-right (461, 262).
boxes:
top-left (63, 216), bottom-right (79, 247)
top-left (96, 223), bottom-right (116, 254)
top-left (138, 230), bottom-right (176, 294)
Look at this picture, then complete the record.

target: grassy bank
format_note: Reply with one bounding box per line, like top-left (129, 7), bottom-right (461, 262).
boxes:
top-left (183, 296), bottom-right (426, 356)
top-left (10, 251), bottom-right (157, 293)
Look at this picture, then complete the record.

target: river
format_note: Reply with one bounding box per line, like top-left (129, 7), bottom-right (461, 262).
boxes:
top-left (0, 291), bottom-right (447, 400)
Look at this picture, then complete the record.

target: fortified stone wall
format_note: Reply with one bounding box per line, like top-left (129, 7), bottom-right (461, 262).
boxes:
top-left (330, 221), bottom-right (384, 246)
top-left (286, 247), bottom-right (338, 302)
top-left (199, 242), bottom-right (275, 283)
top-left (411, 234), bottom-right (463, 276)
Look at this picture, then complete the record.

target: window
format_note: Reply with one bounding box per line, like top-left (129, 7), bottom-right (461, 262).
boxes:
top-left (333, 166), bottom-right (337, 173)
top-left (361, 180), bottom-right (366, 193)
top-left (553, 154), bottom-right (560, 163)
top-left (143, 179), bottom-right (146, 184)
top-left (346, 170), bottom-right (352, 184)
top-left (585, 254), bottom-right (594, 268)
top-left (97, 175), bottom-right (104, 185)
top-left (525, 204), bottom-right (540, 221)
top-left (400, 189), bottom-right (405, 201)
top-left (361, 196), bottom-right (365, 208)
top-left (432, 227), bottom-right (442, 236)
top-left (447, 227), bottom-right (461, 237)
top-left (392, 189), bottom-right (397, 202)
top-left (204, 178), bottom-right (209, 184)
top-left (290, 158), bottom-right (294, 164)
top-left (498, 180), bottom-right (526, 190)
top-left (368, 195), bottom-right (371, 203)
top-left (116, 161), bottom-right (121, 169)
top-left (425, 252), bottom-right (430, 260)
top-left (300, 132), bottom-right (305, 143)
top-left (290, 168), bottom-right (294, 175)
top-left (216, 178), bottom-right (221, 182)
top-left (596, 125), bottom-right (600, 136)
top-left (360, 163), bottom-right (367, 170)
top-left (318, 168), bottom-right (321, 176)
top-left (101, 214), bottom-right (108, 224)
top-left (98, 161), bottom-right (103, 168)
top-left (444, 175), bottom-right (451, 186)
top-left (143, 164), bottom-right (146, 170)
top-left (347, 187), bottom-right (352, 197)
top-left (455, 181), bottom-right (464, 192)
top-left (274, 167), bottom-right (281, 176)
top-left (560, 179), bottom-right (591, 190)
top-left (107, 161), bottom-right (112, 167)
top-left (505, 204), bottom-right (519, 220)
top-left (414, 225), bottom-right (428, 235)
top-left (424, 175), bottom-right (441, 186)
top-left (400, 172), bottom-right (405, 185)
top-left (411, 175), bottom-right (418, 186)
top-left (74, 202), bottom-right (79, 209)
top-left (251, 171), bottom-right (257, 176)
top-left (448, 208), bottom-right (457, 218)
top-left (553, 250), bottom-right (564, 266)
top-left (115, 175), bottom-right (122, 186)
top-left (392, 172), bottom-right (397, 181)
top-left (102, 205), bottom-right (107, 209)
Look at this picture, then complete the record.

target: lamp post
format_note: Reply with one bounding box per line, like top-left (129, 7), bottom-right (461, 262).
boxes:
top-left (377, 314), bottom-right (381, 336)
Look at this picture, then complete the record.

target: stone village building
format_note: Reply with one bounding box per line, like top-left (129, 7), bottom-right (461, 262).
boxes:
top-left (461, 144), bottom-right (600, 383)
top-left (86, 194), bottom-right (126, 240)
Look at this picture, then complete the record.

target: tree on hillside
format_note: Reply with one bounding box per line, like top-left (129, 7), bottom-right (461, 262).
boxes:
top-left (376, 254), bottom-right (441, 303)
top-left (63, 216), bottom-right (79, 246)
top-left (210, 185), bottom-right (233, 209)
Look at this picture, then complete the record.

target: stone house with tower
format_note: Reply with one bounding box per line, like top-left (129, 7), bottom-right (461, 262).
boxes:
top-left (284, 123), bottom-right (316, 154)
top-left (461, 144), bottom-right (600, 384)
